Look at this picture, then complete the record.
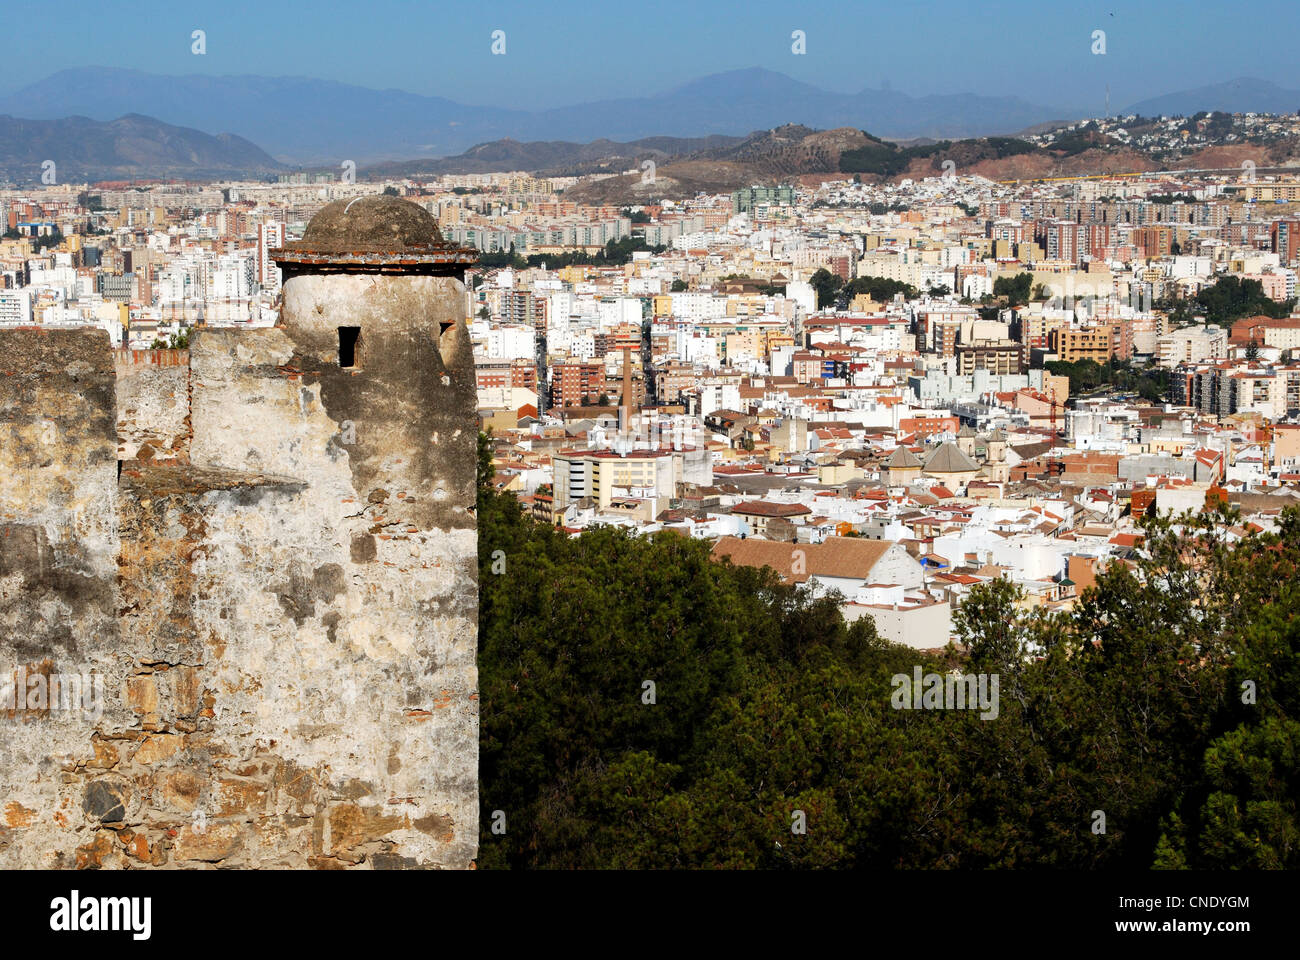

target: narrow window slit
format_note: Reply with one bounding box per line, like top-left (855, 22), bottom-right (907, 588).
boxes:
top-left (339, 327), bottom-right (361, 368)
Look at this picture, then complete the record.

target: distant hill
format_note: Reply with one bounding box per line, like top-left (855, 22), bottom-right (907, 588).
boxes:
top-left (0, 67), bottom-right (527, 167)
top-left (558, 124), bottom-right (882, 203)
top-left (0, 66), bottom-right (1074, 165)
top-left (362, 134), bottom-right (747, 178)
top-left (704, 124), bottom-right (878, 176)
top-left (556, 121), bottom-right (1300, 204)
top-left (0, 113), bottom-right (284, 182)
top-left (1126, 78), bottom-right (1300, 118)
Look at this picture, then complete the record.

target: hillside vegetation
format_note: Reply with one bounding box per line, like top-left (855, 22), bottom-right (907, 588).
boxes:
top-left (477, 439), bottom-right (1300, 869)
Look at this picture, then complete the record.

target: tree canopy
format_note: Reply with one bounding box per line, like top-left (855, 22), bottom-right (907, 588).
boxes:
top-left (477, 237), bottom-right (668, 271)
top-left (845, 275), bottom-right (919, 303)
top-left (809, 268), bottom-right (844, 309)
top-left (993, 272), bottom-right (1034, 306)
top-left (1044, 357), bottom-right (1170, 401)
top-left (1193, 275), bottom-right (1295, 326)
top-left (477, 440), bottom-right (1300, 868)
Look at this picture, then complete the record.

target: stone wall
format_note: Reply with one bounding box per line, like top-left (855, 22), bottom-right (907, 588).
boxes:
top-left (0, 329), bottom-right (120, 867)
top-left (0, 314), bottom-right (478, 869)
top-left (114, 348), bottom-right (191, 463)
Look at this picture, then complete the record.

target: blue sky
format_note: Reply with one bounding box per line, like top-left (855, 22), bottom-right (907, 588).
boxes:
top-left (3, 0), bottom-right (1295, 111)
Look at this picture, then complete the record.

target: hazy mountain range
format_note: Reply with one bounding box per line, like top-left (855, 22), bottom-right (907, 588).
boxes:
top-left (0, 67), bottom-right (1296, 182)
top-left (1126, 77), bottom-right (1300, 119)
top-left (0, 66), bottom-right (1088, 164)
top-left (0, 113), bottom-right (283, 182)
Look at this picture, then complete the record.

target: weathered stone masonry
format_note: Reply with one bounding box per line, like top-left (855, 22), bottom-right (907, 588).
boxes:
top-left (0, 197), bottom-right (479, 868)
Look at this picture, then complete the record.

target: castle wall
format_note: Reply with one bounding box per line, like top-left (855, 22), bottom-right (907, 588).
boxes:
top-left (114, 348), bottom-right (191, 462)
top-left (0, 329), bottom-right (123, 866)
top-left (0, 289), bottom-right (478, 868)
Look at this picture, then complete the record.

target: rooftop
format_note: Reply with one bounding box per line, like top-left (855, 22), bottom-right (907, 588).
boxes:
top-left (924, 441), bottom-right (980, 474)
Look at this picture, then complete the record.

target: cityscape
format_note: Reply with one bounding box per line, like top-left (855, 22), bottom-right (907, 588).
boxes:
top-left (0, 0), bottom-right (1292, 940)
top-left (8, 138), bottom-right (1300, 632)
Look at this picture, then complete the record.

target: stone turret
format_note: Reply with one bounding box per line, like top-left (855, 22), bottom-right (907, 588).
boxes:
top-left (270, 195), bottom-right (480, 533)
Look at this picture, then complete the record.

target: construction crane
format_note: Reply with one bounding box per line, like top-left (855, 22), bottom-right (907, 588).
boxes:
top-left (1049, 387), bottom-right (1068, 436)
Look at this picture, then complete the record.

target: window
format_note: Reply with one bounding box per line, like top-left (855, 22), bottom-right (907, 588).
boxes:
top-left (338, 327), bottom-right (361, 368)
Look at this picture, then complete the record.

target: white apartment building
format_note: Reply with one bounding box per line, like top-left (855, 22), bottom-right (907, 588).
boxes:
top-left (1156, 325), bottom-right (1228, 367)
top-left (486, 324), bottom-right (535, 360)
top-left (552, 446), bottom-right (711, 510)
top-left (208, 254), bottom-right (256, 300)
top-left (0, 288), bottom-right (34, 326)
top-left (258, 221), bottom-right (285, 295)
top-left (669, 291), bottom-right (729, 321)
